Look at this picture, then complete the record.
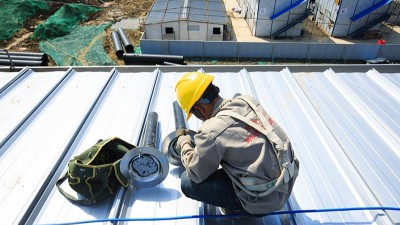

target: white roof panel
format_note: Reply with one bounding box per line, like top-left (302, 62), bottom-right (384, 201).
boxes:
top-left (0, 65), bottom-right (399, 225)
top-left (145, 0), bottom-right (228, 25)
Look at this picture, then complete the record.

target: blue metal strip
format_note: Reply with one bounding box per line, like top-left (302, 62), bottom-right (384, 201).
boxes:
top-left (270, 0), bottom-right (306, 20)
top-left (350, 0), bottom-right (392, 22)
top-left (271, 12), bottom-right (309, 38)
top-left (348, 13), bottom-right (391, 38)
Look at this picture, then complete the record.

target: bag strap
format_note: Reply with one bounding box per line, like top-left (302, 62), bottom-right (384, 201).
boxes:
top-left (218, 95), bottom-right (298, 197)
top-left (56, 172), bottom-right (99, 205)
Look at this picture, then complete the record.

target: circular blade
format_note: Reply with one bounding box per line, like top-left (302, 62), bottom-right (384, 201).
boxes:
top-left (120, 146), bottom-right (169, 188)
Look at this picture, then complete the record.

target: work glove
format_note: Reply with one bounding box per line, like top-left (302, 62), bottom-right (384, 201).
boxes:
top-left (176, 128), bottom-right (190, 136)
top-left (174, 134), bottom-right (193, 155)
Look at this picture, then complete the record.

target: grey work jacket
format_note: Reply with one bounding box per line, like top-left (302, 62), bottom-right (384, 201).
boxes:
top-left (181, 94), bottom-right (299, 214)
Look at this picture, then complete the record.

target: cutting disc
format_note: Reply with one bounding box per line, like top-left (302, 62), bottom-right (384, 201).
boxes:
top-left (120, 146), bottom-right (169, 188)
top-left (161, 129), bottom-right (196, 166)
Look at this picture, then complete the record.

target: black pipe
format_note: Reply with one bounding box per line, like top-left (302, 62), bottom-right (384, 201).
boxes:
top-left (0, 55), bottom-right (43, 62)
top-left (142, 111), bottom-right (159, 148)
top-left (160, 101), bottom-right (196, 166)
top-left (117, 28), bottom-right (133, 53)
top-left (0, 51), bottom-right (48, 61)
top-left (123, 53), bottom-right (185, 65)
top-left (111, 31), bottom-right (124, 59)
top-left (0, 59), bottom-right (47, 66)
top-left (173, 101), bottom-right (186, 130)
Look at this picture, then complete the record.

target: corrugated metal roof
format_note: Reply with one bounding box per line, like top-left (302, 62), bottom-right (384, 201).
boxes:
top-left (0, 65), bottom-right (399, 225)
top-left (145, 0), bottom-right (228, 24)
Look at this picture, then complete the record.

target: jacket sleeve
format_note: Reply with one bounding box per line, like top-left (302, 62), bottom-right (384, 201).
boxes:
top-left (181, 131), bottom-right (224, 183)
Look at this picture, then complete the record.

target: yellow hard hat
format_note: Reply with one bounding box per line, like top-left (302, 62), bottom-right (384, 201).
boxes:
top-left (175, 72), bottom-right (214, 120)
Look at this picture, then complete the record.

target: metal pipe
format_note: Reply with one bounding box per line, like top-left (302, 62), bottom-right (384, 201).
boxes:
top-left (111, 31), bottom-right (124, 59)
top-left (173, 101), bottom-right (186, 130)
top-left (0, 55), bottom-right (43, 61)
top-left (117, 28), bottom-right (134, 53)
top-left (123, 53), bottom-right (185, 65)
top-left (0, 59), bottom-right (47, 66)
top-left (0, 51), bottom-right (48, 61)
top-left (142, 111), bottom-right (158, 148)
top-left (120, 111), bottom-right (169, 188)
top-left (161, 102), bottom-right (196, 166)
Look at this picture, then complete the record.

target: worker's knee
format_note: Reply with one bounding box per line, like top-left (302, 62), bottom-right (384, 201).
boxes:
top-left (180, 171), bottom-right (191, 197)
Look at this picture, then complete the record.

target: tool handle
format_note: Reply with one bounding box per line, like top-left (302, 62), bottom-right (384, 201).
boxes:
top-left (173, 101), bottom-right (186, 130)
top-left (143, 111), bottom-right (158, 148)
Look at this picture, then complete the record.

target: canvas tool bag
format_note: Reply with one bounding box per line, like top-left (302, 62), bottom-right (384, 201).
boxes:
top-left (56, 137), bottom-right (136, 205)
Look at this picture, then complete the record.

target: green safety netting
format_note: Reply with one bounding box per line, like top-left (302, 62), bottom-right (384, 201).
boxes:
top-left (134, 46), bottom-right (142, 54)
top-left (0, 0), bottom-right (48, 40)
top-left (39, 23), bottom-right (116, 66)
top-left (32, 3), bottom-right (101, 40)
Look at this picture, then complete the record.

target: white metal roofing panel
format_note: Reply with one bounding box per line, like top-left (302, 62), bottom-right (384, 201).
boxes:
top-left (34, 69), bottom-right (159, 225)
top-left (292, 69), bottom-right (400, 224)
top-left (0, 70), bottom-right (19, 89)
top-left (0, 70), bottom-right (65, 150)
top-left (109, 70), bottom-right (201, 225)
top-left (0, 69), bottom-right (113, 224)
top-left (380, 72), bottom-right (400, 87)
top-left (239, 68), bottom-right (391, 225)
top-left (0, 65), bottom-right (399, 225)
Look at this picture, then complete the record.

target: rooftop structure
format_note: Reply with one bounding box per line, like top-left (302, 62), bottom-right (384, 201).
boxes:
top-left (143, 0), bottom-right (229, 40)
top-left (0, 64), bottom-right (399, 225)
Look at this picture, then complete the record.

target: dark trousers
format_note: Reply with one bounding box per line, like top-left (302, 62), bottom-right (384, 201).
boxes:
top-left (180, 169), bottom-right (248, 214)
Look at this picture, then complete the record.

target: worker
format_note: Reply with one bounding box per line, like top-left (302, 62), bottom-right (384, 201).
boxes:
top-left (174, 71), bottom-right (299, 216)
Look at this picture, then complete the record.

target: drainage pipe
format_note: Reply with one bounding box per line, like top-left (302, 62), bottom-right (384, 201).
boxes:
top-left (0, 55), bottom-right (44, 62)
top-left (119, 111), bottom-right (169, 188)
top-left (142, 112), bottom-right (159, 148)
top-left (161, 101), bottom-right (196, 166)
top-left (0, 51), bottom-right (48, 62)
top-left (123, 53), bottom-right (185, 65)
top-left (111, 31), bottom-right (124, 59)
top-left (117, 28), bottom-right (134, 53)
top-left (0, 59), bottom-right (46, 66)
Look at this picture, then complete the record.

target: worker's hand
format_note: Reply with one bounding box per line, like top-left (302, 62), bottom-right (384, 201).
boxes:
top-left (174, 134), bottom-right (193, 155)
top-left (176, 128), bottom-right (190, 136)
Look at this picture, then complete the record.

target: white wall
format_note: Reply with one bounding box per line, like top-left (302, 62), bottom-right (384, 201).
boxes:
top-left (314, 0), bottom-right (391, 37)
top-left (161, 21), bottom-right (180, 40)
top-left (345, 0), bottom-right (390, 37)
top-left (254, 0), bottom-right (308, 37)
top-left (315, 0), bottom-right (340, 35)
top-left (187, 22), bottom-right (208, 40)
top-left (144, 24), bottom-right (163, 39)
top-left (145, 21), bottom-right (224, 41)
top-left (254, 0), bottom-right (275, 36)
top-left (207, 24), bottom-right (224, 41)
top-left (238, 0), bottom-right (258, 34)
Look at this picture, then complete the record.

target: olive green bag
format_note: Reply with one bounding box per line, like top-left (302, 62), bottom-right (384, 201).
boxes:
top-left (56, 137), bottom-right (136, 205)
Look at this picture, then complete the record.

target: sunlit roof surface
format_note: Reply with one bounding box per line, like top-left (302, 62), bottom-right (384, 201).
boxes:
top-left (0, 65), bottom-right (399, 225)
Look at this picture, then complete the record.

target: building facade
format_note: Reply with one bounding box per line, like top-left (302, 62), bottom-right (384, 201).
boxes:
top-left (313, 0), bottom-right (393, 38)
top-left (143, 0), bottom-right (229, 41)
top-left (237, 0), bottom-right (309, 38)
